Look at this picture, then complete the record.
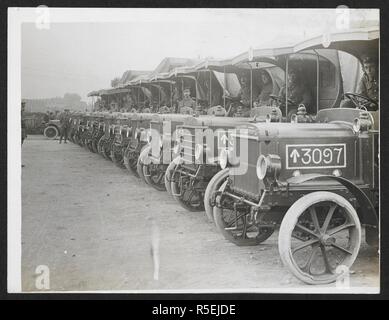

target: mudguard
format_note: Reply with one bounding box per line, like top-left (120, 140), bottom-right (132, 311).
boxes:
top-left (139, 145), bottom-right (152, 165)
top-left (286, 173), bottom-right (378, 228)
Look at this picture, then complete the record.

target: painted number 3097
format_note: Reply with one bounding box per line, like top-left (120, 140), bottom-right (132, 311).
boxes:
top-left (300, 147), bottom-right (343, 165)
top-left (286, 144), bottom-right (346, 169)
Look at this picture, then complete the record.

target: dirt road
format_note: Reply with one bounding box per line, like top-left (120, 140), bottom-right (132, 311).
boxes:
top-left (21, 136), bottom-right (379, 293)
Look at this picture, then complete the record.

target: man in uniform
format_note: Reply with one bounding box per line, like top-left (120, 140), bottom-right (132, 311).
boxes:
top-left (59, 108), bottom-right (71, 144)
top-left (178, 88), bottom-right (196, 114)
top-left (255, 70), bottom-right (273, 106)
top-left (341, 55), bottom-right (378, 110)
top-left (278, 66), bottom-right (312, 114)
top-left (43, 110), bottom-right (50, 123)
top-left (235, 75), bottom-right (259, 117)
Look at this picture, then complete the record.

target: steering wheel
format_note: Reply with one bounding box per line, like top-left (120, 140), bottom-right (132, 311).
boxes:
top-left (269, 94), bottom-right (296, 106)
top-left (344, 92), bottom-right (378, 111)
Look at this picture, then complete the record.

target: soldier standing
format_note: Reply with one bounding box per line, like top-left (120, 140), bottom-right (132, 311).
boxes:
top-left (43, 110), bottom-right (50, 123)
top-left (59, 108), bottom-right (71, 144)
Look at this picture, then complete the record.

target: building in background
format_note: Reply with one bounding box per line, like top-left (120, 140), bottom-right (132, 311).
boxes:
top-left (22, 93), bottom-right (88, 113)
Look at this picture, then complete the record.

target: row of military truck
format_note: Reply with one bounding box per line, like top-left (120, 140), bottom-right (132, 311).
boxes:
top-left (46, 27), bottom-right (379, 285)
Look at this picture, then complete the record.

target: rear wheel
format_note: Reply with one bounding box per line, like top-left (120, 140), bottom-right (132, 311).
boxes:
top-left (102, 139), bottom-right (113, 160)
top-left (204, 168), bottom-right (229, 222)
top-left (44, 126), bottom-right (59, 139)
top-left (124, 149), bottom-right (140, 177)
top-left (278, 191), bottom-right (361, 285)
top-left (123, 147), bottom-right (133, 173)
top-left (91, 137), bottom-right (99, 153)
top-left (78, 132), bottom-right (85, 147)
top-left (86, 138), bottom-right (94, 152)
top-left (97, 136), bottom-right (107, 157)
top-left (83, 134), bottom-right (91, 151)
top-left (111, 144), bottom-right (125, 168)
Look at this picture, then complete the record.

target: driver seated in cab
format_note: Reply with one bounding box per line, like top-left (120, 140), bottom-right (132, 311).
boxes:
top-left (278, 66), bottom-right (312, 114)
top-left (236, 75), bottom-right (259, 117)
top-left (254, 69), bottom-right (274, 106)
top-left (178, 88), bottom-right (196, 114)
top-left (340, 55), bottom-right (378, 110)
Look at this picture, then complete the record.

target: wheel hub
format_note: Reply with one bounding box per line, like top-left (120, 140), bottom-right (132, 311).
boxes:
top-left (319, 234), bottom-right (336, 246)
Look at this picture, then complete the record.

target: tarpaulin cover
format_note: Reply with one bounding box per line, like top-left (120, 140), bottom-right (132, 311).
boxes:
top-left (149, 57), bottom-right (200, 79)
top-left (118, 70), bottom-right (151, 86)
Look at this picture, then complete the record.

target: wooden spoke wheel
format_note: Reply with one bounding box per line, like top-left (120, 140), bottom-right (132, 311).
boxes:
top-left (44, 126), bottom-right (59, 139)
top-left (278, 191), bottom-right (361, 285)
top-left (110, 144), bottom-right (125, 168)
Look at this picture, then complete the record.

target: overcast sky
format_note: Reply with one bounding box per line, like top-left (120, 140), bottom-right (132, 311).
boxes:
top-left (20, 8), bottom-right (379, 102)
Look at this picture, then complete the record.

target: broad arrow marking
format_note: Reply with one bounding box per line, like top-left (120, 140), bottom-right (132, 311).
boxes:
top-left (290, 149), bottom-right (300, 163)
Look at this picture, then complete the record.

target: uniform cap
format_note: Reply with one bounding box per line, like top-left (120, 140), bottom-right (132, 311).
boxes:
top-left (362, 55), bottom-right (377, 64)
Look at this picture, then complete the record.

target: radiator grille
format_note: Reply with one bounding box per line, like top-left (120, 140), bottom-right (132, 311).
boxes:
top-left (181, 128), bottom-right (196, 164)
top-left (230, 139), bottom-right (261, 200)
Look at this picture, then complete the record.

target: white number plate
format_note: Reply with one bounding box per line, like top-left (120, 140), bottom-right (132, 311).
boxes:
top-left (286, 143), bottom-right (346, 169)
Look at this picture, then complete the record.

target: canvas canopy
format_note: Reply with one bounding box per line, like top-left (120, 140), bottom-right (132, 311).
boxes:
top-left (148, 57), bottom-right (200, 80)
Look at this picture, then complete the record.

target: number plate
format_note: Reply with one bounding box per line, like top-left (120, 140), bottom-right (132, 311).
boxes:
top-left (286, 143), bottom-right (346, 169)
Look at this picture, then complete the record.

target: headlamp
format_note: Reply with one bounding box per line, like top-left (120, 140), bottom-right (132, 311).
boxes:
top-left (353, 118), bottom-right (361, 133)
top-left (195, 144), bottom-right (203, 160)
top-left (256, 154), bottom-right (281, 180)
top-left (146, 130), bottom-right (152, 143)
top-left (219, 148), bottom-right (229, 169)
top-left (140, 129), bottom-right (148, 142)
top-left (353, 111), bottom-right (373, 133)
top-left (173, 141), bottom-right (181, 155)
